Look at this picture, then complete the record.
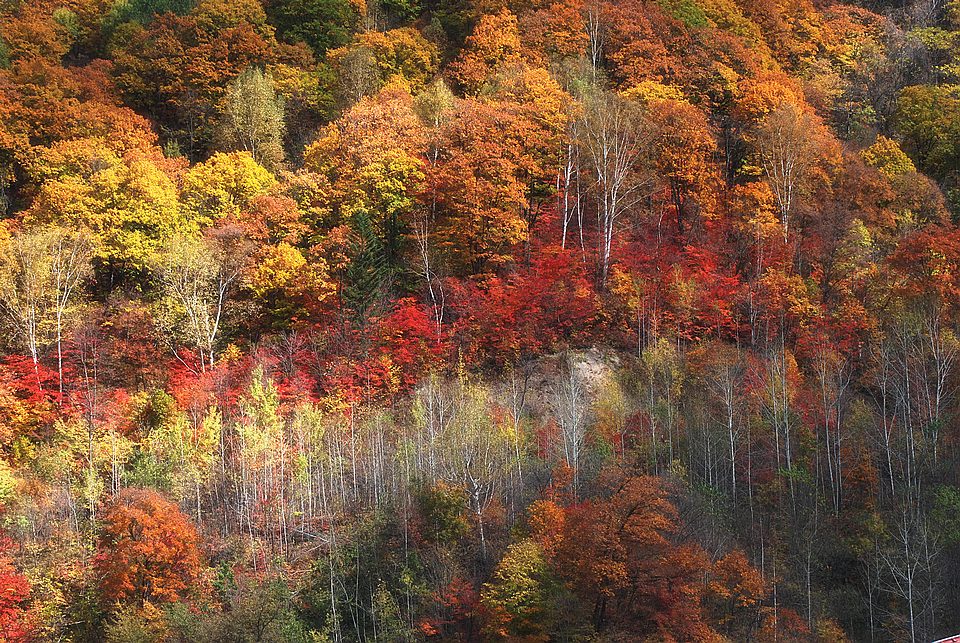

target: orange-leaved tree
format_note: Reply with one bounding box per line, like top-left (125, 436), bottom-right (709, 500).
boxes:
top-left (554, 475), bottom-right (719, 639)
top-left (94, 489), bottom-right (203, 606)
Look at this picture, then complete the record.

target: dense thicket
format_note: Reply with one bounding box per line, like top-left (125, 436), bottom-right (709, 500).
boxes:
top-left (1, 0), bottom-right (960, 640)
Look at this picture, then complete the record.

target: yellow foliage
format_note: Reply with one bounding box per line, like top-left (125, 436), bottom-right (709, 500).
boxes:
top-left (860, 135), bottom-right (917, 178)
top-left (26, 154), bottom-right (188, 271)
top-left (180, 151), bottom-right (277, 223)
top-left (622, 80), bottom-right (686, 103)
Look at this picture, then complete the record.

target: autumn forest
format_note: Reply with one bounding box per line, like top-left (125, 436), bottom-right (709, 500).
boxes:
top-left (0, 0), bottom-right (959, 639)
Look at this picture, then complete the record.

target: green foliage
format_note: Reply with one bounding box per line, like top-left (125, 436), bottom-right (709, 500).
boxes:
top-left (51, 8), bottom-right (81, 42)
top-left (104, 606), bottom-right (156, 643)
top-left (415, 482), bottom-right (469, 546)
top-left (106, 0), bottom-right (195, 28)
top-left (371, 581), bottom-right (415, 641)
top-left (896, 85), bottom-right (960, 182)
top-left (163, 602), bottom-right (203, 639)
top-left (0, 458), bottom-right (17, 509)
top-left (343, 210), bottom-right (390, 319)
top-left (300, 514), bottom-right (429, 640)
top-left (422, 0), bottom-right (473, 49)
top-left (657, 0), bottom-right (709, 28)
top-left (932, 484), bottom-right (960, 546)
top-left (268, 0), bottom-right (358, 55)
top-left (200, 576), bottom-right (309, 642)
top-left (381, 0), bottom-right (422, 24)
top-left (217, 67), bottom-right (286, 170)
top-left (480, 539), bottom-right (564, 639)
top-left (0, 35), bottom-right (10, 69)
top-left (236, 367), bottom-right (284, 469)
top-left (138, 390), bottom-right (221, 495)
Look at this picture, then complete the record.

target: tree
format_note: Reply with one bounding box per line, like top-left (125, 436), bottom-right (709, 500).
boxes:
top-left (450, 9), bottom-right (523, 94)
top-left (689, 340), bottom-right (746, 501)
top-left (880, 508), bottom-right (941, 643)
top-left (246, 241), bottom-right (335, 326)
top-left (431, 64), bottom-right (567, 274)
top-left (230, 367), bottom-right (314, 554)
top-left (706, 550), bottom-right (767, 639)
top-left (327, 27), bottom-right (439, 94)
top-left (895, 85), bottom-right (960, 183)
top-left (217, 66), bottom-right (286, 170)
top-left (861, 135), bottom-right (917, 178)
top-left (480, 539), bottom-right (561, 640)
top-left (554, 475), bottom-right (717, 638)
top-left (411, 373), bottom-right (513, 559)
top-left (144, 399), bottom-right (222, 518)
top-left (754, 103), bottom-right (834, 241)
top-left (180, 151), bottom-right (277, 224)
top-left (430, 96), bottom-right (558, 273)
top-left (0, 227), bottom-right (56, 390)
top-left (647, 98), bottom-right (717, 233)
top-left (552, 360), bottom-right (590, 497)
top-left (199, 575), bottom-right (307, 641)
top-left (0, 225), bottom-right (93, 393)
top-left (156, 225), bottom-right (253, 371)
top-left (109, 5), bottom-right (282, 157)
top-left (94, 488), bottom-right (202, 605)
top-left (577, 91), bottom-right (655, 286)
top-left (24, 152), bottom-right (190, 274)
top-left (46, 227), bottom-right (94, 396)
top-left (303, 84), bottom-right (428, 262)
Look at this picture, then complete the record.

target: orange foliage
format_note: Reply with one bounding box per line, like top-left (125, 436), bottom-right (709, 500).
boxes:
top-left (94, 489), bottom-right (203, 605)
top-left (449, 9), bottom-right (524, 94)
top-left (554, 476), bottom-right (720, 639)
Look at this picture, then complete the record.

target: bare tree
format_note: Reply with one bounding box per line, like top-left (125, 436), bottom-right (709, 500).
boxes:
top-left (585, 1), bottom-right (605, 81)
top-left (881, 508), bottom-right (940, 643)
top-left (156, 225), bottom-right (252, 372)
top-left (576, 91), bottom-right (654, 286)
top-left (0, 225), bottom-right (93, 392)
top-left (413, 213), bottom-right (446, 346)
top-left (812, 342), bottom-right (852, 514)
top-left (412, 373), bottom-right (512, 561)
top-left (553, 358), bottom-right (590, 497)
top-left (755, 104), bottom-right (821, 241)
top-left (699, 341), bottom-right (746, 502)
top-left (49, 228), bottom-right (94, 395)
top-left (337, 46), bottom-right (380, 106)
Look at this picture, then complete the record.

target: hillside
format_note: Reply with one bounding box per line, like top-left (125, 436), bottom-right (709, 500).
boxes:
top-left (1, 0), bottom-right (960, 639)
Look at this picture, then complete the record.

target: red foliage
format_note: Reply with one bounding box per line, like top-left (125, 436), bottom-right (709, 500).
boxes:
top-left (420, 575), bottom-right (479, 638)
top-left (0, 356), bottom-right (60, 407)
top-left (450, 247), bottom-right (599, 365)
top-left (889, 225), bottom-right (960, 306)
top-left (0, 537), bottom-right (31, 642)
top-left (377, 298), bottom-right (449, 390)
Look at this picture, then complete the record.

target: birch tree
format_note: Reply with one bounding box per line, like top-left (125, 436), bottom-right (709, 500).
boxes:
top-left (754, 104), bottom-right (821, 241)
top-left (0, 225), bottom-right (93, 392)
top-left (553, 360), bottom-right (589, 497)
top-left (156, 225), bottom-right (252, 372)
top-left (576, 91), bottom-right (654, 286)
